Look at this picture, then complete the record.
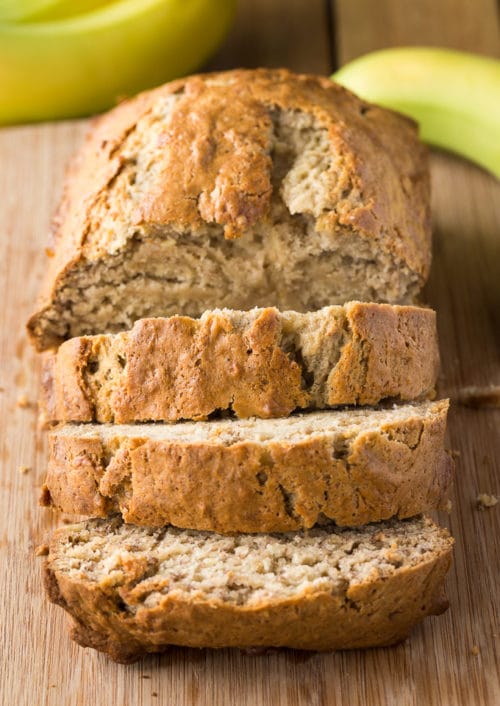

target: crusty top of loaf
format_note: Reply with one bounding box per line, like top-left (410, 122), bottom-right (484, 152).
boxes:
top-left (28, 68), bottom-right (430, 349)
top-left (54, 67), bottom-right (429, 250)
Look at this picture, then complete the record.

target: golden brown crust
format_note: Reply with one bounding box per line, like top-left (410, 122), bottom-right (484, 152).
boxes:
top-left (42, 401), bottom-right (452, 532)
top-left (41, 302), bottom-right (439, 423)
top-left (27, 69), bottom-right (430, 351)
top-left (44, 520), bottom-right (453, 663)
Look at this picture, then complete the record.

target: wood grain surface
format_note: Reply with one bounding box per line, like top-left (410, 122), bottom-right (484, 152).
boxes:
top-left (1, 1), bottom-right (499, 705)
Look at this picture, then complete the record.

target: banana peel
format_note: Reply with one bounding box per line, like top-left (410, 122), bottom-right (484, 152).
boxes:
top-left (20, 1), bottom-right (113, 21)
top-left (0, 1), bottom-right (116, 23)
top-left (333, 47), bottom-right (500, 178)
top-left (0, 0), bottom-right (236, 124)
top-left (0, 1), bottom-right (61, 22)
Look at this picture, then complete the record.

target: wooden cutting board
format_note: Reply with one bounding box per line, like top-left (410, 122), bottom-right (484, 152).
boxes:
top-left (0, 1), bottom-right (498, 704)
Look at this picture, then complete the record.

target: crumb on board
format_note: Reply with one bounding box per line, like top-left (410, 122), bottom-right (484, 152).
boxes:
top-left (449, 449), bottom-right (461, 459)
top-left (471, 645), bottom-right (480, 656)
top-left (39, 485), bottom-right (51, 506)
top-left (455, 385), bottom-right (500, 409)
top-left (17, 394), bottom-right (35, 409)
top-left (476, 494), bottom-right (498, 510)
top-left (35, 544), bottom-right (49, 557)
top-left (443, 500), bottom-right (453, 514)
top-left (19, 465), bottom-right (31, 474)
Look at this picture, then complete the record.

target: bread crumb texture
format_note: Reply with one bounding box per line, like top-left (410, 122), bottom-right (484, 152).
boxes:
top-left (50, 517), bottom-right (448, 606)
top-left (28, 69), bottom-right (430, 351)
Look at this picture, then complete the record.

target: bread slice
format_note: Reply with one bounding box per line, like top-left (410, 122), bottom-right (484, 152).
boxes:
top-left (27, 68), bottom-right (430, 352)
top-left (41, 302), bottom-right (439, 424)
top-left (44, 515), bottom-right (453, 662)
top-left (42, 400), bottom-right (452, 532)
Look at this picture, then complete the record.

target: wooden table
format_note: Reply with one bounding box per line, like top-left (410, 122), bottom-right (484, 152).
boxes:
top-left (1, 1), bottom-right (499, 704)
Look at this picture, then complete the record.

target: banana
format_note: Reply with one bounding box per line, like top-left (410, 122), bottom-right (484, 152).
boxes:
top-left (0, 1), bottom-right (61, 22)
top-left (7, 1), bottom-right (114, 22)
top-left (0, 1), bottom-right (110, 22)
top-left (333, 47), bottom-right (500, 178)
top-left (0, 0), bottom-right (236, 124)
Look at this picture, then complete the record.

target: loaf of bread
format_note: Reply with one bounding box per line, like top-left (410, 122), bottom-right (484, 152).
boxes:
top-left (29, 67), bottom-right (452, 661)
top-left (44, 516), bottom-right (453, 662)
top-left (41, 302), bottom-right (439, 423)
top-left (27, 68), bottom-right (430, 351)
top-left (41, 400), bottom-right (452, 532)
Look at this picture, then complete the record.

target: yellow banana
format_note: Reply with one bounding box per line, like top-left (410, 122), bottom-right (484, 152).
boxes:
top-left (333, 47), bottom-right (500, 178)
top-left (0, 0), bottom-right (236, 124)
top-left (0, 1), bottom-right (60, 21)
top-left (0, 0), bottom-right (110, 22)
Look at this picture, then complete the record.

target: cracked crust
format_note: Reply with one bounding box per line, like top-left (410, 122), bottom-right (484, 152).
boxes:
top-left (42, 400), bottom-right (452, 532)
top-left (40, 302), bottom-right (439, 423)
top-left (27, 68), bottom-right (430, 351)
top-left (43, 516), bottom-right (453, 662)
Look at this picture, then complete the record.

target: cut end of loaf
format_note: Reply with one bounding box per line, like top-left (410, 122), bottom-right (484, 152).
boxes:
top-left (27, 235), bottom-right (422, 352)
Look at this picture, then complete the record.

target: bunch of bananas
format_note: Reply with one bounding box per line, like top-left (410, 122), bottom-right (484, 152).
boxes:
top-left (0, 0), bottom-right (236, 124)
top-left (333, 48), bottom-right (500, 178)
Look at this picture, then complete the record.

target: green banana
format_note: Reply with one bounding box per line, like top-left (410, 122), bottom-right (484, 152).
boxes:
top-left (0, 0), bottom-right (236, 124)
top-left (333, 47), bottom-right (500, 178)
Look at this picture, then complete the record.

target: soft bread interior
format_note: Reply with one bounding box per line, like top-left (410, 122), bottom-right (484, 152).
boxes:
top-left (53, 400), bottom-right (447, 446)
top-left (50, 516), bottom-right (451, 608)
